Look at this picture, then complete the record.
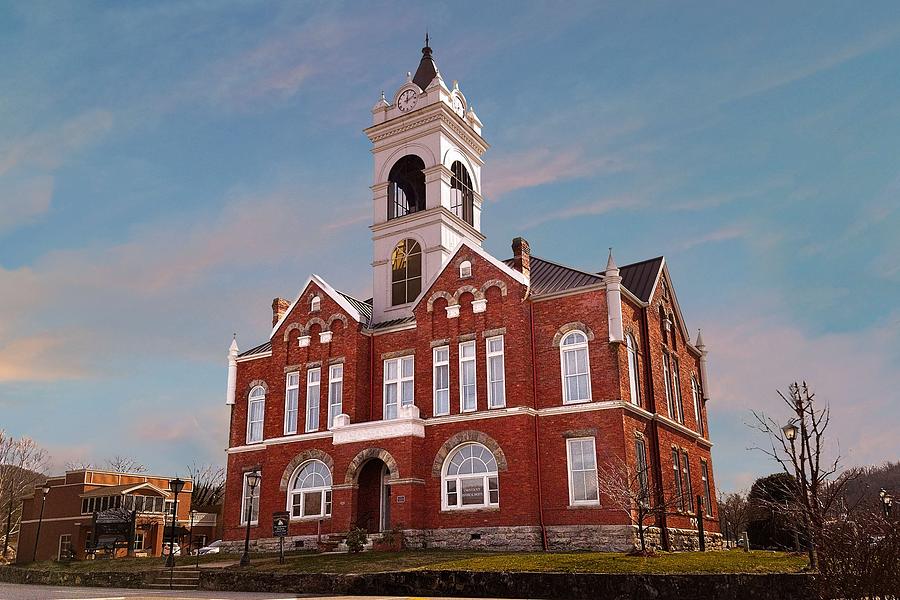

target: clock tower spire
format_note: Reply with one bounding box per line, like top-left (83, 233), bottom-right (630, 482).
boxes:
top-left (365, 39), bottom-right (488, 324)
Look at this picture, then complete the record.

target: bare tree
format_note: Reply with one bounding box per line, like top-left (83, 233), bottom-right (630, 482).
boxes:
top-left (596, 454), bottom-right (683, 553)
top-left (104, 456), bottom-right (147, 474)
top-left (750, 381), bottom-right (857, 569)
top-left (717, 490), bottom-right (750, 544)
top-left (64, 460), bottom-right (94, 471)
top-left (0, 432), bottom-right (49, 560)
top-left (186, 463), bottom-right (225, 509)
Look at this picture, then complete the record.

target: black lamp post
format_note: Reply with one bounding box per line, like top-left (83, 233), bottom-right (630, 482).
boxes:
top-left (165, 478), bottom-right (185, 569)
top-left (32, 485), bottom-right (50, 563)
top-left (880, 488), bottom-right (893, 519)
top-left (240, 471), bottom-right (260, 567)
top-left (188, 509), bottom-right (195, 558)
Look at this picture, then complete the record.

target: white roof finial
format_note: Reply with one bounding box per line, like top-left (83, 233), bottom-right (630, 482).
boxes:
top-left (229, 334), bottom-right (239, 355)
top-left (696, 328), bottom-right (706, 349)
top-left (406, 71), bottom-right (412, 82)
top-left (606, 247), bottom-right (618, 273)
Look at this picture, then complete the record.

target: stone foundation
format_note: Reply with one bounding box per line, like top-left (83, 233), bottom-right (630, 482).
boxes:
top-left (224, 525), bottom-right (724, 554)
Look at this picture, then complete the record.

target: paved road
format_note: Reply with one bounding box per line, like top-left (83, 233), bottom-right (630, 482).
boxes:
top-left (0, 584), bottom-right (514, 600)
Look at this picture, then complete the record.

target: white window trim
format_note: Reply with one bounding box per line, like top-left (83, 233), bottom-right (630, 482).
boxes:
top-left (672, 356), bottom-right (685, 424)
top-left (240, 472), bottom-right (260, 526)
top-left (560, 331), bottom-right (592, 404)
top-left (246, 386), bottom-right (266, 444)
top-left (663, 352), bottom-right (674, 419)
top-left (459, 340), bottom-right (477, 413)
top-left (384, 356), bottom-right (414, 420)
top-left (485, 335), bottom-right (506, 409)
top-left (701, 460), bottom-right (712, 516)
top-left (286, 460), bottom-right (333, 520)
top-left (459, 260), bottom-right (472, 278)
top-left (681, 450), bottom-right (693, 512)
top-left (626, 334), bottom-right (640, 406)
top-left (58, 534), bottom-right (71, 560)
top-left (441, 443), bottom-right (499, 511)
top-left (566, 437), bottom-right (600, 506)
top-left (691, 376), bottom-right (703, 435)
top-left (284, 372), bottom-right (300, 435)
top-left (310, 295), bottom-right (321, 312)
top-left (306, 368), bottom-right (321, 433)
top-left (327, 364), bottom-right (343, 429)
top-left (433, 345), bottom-right (450, 416)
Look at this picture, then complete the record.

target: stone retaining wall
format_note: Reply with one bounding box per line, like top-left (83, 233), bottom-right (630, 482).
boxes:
top-left (0, 566), bottom-right (151, 589)
top-left (201, 569), bottom-right (819, 600)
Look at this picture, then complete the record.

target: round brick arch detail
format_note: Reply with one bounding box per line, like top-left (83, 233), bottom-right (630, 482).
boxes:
top-left (431, 431), bottom-right (509, 478)
top-left (282, 322), bottom-right (304, 342)
top-left (279, 449), bottom-right (334, 491)
top-left (344, 448), bottom-right (399, 484)
top-left (552, 321), bottom-right (596, 347)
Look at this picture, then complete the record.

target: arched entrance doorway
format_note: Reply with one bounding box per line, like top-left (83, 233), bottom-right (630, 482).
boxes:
top-left (356, 459), bottom-right (391, 533)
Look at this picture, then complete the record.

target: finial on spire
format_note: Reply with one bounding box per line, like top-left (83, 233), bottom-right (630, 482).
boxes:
top-left (425, 29), bottom-right (429, 48)
top-left (696, 328), bottom-right (706, 349)
top-left (606, 247), bottom-right (618, 272)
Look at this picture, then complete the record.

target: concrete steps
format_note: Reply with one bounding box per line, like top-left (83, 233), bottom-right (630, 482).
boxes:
top-left (147, 568), bottom-right (200, 590)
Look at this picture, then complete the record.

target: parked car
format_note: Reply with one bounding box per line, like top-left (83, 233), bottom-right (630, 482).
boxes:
top-left (161, 542), bottom-right (180, 557)
top-left (198, 540), bottom-right (223, 555)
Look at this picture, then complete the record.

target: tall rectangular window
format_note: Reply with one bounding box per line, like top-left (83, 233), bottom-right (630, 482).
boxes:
top-left (672, 356), bottom-right (685, 423)
top-left (459, 341), bottom-right (477, 412)
top-left (240, 473), bottom-right (260, 525)
top-left (692, 376), bottom-right (704, 436)
top-left (306, 368), bottom-right (320, 432)
top-left (284, 371), bottom-right (299, 435)
top-left (384, 356), bottom-right (414, 420)
top-left (567, 437), bottom-right (599, 505)
top-left (681, 450), bottom-right (693, 513)
top-left (701, 461), bottom-right (712, 517)
top-left (58, 534), bottom-right (72, 560)
top-left (662, 352), bottom-right (674, 419)
top-left (635, 438), bottom-right (650, 506)
top-left (433, 346), bottom-right (450, 416)
top-left (672, 448), bottom-right (683, 511)
top-left (328, 364), bottom-right (343, 429)
top-left (247, 391), bottom-right (265, 444)
top-left (486, 335), bottom-right (506, 409)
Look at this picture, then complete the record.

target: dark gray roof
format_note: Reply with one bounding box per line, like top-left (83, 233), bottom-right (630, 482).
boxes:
top-left (371, 316), bottom-right (416, 330)
top-left (237, 341), bottom-right (271, 358)
top-left (412, 39), bottom-right (438, 91)
top-left (503, 255), bottom-right (603, 296)
top-left (337, 290), bottom-right (373, 325)
top-left (618, 257), bottom-right (664, 302)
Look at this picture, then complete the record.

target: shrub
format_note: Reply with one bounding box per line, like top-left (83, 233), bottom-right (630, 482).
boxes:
top-left (345, 527), bottom-right (367, 553)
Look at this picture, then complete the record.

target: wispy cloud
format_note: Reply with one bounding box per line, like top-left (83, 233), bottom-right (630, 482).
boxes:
top-left (0, 333), bottom-right (91, 383)
top-left (486, 148), bottom-right (632, 199)
top-left (521, 194), bottom-right (645, 229)
top-left (0, 176), bottom-right (54, 234)
top-left (677, 224), bottom-right (749, 252)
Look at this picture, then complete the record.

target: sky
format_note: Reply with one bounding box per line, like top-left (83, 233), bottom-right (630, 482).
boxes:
top-left (0, 1), bottom-right (898, 493)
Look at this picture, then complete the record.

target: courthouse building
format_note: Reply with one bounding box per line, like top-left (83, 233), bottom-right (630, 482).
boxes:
top-left (223, 40), bottom-right (720, 551)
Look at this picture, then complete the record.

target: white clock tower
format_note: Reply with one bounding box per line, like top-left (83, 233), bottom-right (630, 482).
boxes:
top-left (365, 37), bottom-right (488, 324)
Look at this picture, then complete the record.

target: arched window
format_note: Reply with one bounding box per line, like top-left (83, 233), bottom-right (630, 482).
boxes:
top-left (450, 161), bottom-right (474, 225)
top-left (247, 385), bottom-right (266, 444)
top-left (560, 331), bottom-right (591, 404)
top-left (288, 460), bottom-right (332, 518)
top-left (442, 443), bottom-right (499, 509)
top-left (391, 239), bottom-right (422, 306)
top-left (459, 260), bottom-right (472, 278)
top-left (626, 333), bottom-right (641, 406)
top-left (310, 295), bottom-right (320, 312)
top-left (691, 375), bottom-right (704, 436)
top-left (388, 155), bottom-right (426, 220)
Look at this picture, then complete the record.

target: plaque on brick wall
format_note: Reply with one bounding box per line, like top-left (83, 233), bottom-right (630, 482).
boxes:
top-left (396, 495), bottom-right (406, 504)
top-left (272, 511), bottom-right (290, 537)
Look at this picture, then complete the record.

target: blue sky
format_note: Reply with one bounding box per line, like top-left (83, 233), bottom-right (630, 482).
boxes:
top-left (1, 1), bottom-right (898, 492)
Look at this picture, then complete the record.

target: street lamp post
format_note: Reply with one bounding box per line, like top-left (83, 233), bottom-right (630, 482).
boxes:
top-left (880, 489), bottom-right (893, 519)
top-left (240, 471), bottom-right (260, 568)
top-left (31, 485), bottom-right (50, 563)
top-left (165, 478), bottom-right (185, 570)
top-left (188, 509), bottom-right (195, 561)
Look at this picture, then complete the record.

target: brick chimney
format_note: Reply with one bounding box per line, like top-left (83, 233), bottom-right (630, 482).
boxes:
top-left (511, 237), bottom-right (531, 279)
top-left (272, 297), bottom-right (290, 326)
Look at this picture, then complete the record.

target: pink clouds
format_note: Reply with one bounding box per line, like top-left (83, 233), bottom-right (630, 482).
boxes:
top-left (0, 333), bottom-right (91, 383)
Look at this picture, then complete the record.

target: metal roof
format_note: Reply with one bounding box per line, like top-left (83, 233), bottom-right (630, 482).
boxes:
top-left (337, 291), bottom-right (373, 325)
top-left (237, 341), bottom-right (271, 358)
top-left (371, 316), bottom-right (416, 330)
top-left (618, 257), bottom-right (664, 302)
top-left (412, 37), bottom-right (438, 91)
top-left (502, 255), bottom-right (603, 296)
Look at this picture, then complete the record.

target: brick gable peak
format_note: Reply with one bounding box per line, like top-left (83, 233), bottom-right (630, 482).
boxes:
top-left (269, 273), bottom-right (369, 339)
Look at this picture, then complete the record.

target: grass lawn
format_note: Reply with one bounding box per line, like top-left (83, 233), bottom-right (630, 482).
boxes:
top-left (11, 549), bottom-right (808, 575)
top-left (242, 549), bottom-right (808, 575)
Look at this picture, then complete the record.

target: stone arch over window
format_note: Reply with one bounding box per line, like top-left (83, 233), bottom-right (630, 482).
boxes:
top-left (282, 323), bottom-right (304, 342)
top-left (344, 448), bottom-right (399, 484)
top-left (391, 238), bottom-right (423, 306)
top-left (452, 285), bottom-right (484, 303)
top-left (427, 291), bottom-right (454, 312)
top-left (326, 313), bottom-right (348, 329)
top-left (304, 316), bottom-right (328, 333)
top-left (480, 279), bottom-right (508, 297)
top-left (387, 155), bottom-right (426, 220)
top-left (280, 449), bottom-right (334, 491)
top-left (431, 431), bottom-right (508, 477)
top-left (551, 322), bottom-right (596, 347)
top-left (247, 379), bottom-right (268, 393)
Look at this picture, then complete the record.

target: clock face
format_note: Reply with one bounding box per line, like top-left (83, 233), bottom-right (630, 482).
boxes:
top-left (398, 89), bottom-right (418, 112)
top-left (452, 94), bottom-right (465, 117)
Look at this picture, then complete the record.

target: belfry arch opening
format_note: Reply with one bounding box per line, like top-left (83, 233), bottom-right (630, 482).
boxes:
top-left (450, 160), bottom-right (474, 226)
top-left (388, 155), bottom-right (426, 220)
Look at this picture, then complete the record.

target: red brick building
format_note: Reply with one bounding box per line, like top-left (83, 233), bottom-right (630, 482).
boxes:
top-left (223, 41), bottom-right (721, 552)
top-left (16, 469), bottom-right (217, 563)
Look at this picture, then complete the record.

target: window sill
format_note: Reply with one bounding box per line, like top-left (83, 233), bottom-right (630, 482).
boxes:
top-left (290, 515), bottom-right (332, 522)
top-left (441, 505), bottom-right (500, 514)
top-left (562, 399), bottom-right (592, 406)
top-left (568, 502), bottom-right (601, 509)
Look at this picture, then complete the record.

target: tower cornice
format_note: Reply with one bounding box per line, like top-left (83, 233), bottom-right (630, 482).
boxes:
top-left (364, 103), bottom-right (488, 157)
